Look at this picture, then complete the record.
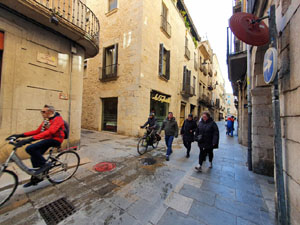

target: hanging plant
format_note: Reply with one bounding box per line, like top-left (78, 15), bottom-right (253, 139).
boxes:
top-left (193, 37), bottom-right (198, 48)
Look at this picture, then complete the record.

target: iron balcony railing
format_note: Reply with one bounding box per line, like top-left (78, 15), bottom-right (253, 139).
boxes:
top-left (34, 0), bottom-right (100, 42)
top-left (227, 27), bottom-right (246, 57)
top-left (185, 47), bottom-right (190, 60)
top-left (161, 16), bottom-right (171, 37)
top-left (100, 64), bottom-right (118, 81)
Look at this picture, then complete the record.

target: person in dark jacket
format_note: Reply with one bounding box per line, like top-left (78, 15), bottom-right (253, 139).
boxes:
top-left (159, 112), bottom-right (179, 161)
top-left (195, 112), bottom-right (219, 172)
top-left (6, 105), bottom-right (65, 187)
top-left (141, 113), bottom-right (159, 145)
top-left (180, 114), bottom-right (197, 158)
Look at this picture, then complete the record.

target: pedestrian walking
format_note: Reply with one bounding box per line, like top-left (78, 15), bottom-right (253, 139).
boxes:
top-left (159, 112), bottom-right (179, 161)
top-left (180, 114), bottom-right (197, 158)
top-left (194, 112), bottom-right (219, 172)
top-left (226, 116), bottom-right (234, 137)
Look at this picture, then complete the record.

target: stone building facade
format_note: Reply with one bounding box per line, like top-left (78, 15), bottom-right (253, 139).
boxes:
top-left (0, 0), bottom-right (99, 162)
top-left (224, 93), bottom-right (237, 118)
top-left (82, 0), bottom-right (226, 136)
top-left (228, 0), bottom-right (300, 223)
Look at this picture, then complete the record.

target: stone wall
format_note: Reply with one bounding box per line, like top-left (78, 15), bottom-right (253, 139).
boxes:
top-left (83, 0), bottom-right (207, 136)
top-left (0, 8), bottom-right (85, 162)
top-left (277, 1), bottom-right (300, 223)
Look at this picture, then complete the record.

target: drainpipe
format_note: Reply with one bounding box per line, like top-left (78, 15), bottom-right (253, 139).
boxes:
top-left (246, 1), bottom-right (253, 171)
top-left (269, 5), bottom-right (288, 225)
top-left (67, 46), bottom-right (75, 148)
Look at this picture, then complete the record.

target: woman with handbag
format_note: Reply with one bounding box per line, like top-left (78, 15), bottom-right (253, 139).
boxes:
top-left (195, 112), bottom-right (219, 172)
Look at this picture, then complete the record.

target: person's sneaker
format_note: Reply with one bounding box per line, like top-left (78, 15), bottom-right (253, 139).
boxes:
top-left (34, 162), bottom-right (52, 175)
top-left (209, 162), bottom-right (213, 168)
top-left (195, 165), bottom-right (202, 172)
top-left (166, 155), bottom-right (170, 161)
top-left (23, 177), bottom-right (43, 188)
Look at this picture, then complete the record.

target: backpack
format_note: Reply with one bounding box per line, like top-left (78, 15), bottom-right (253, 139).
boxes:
top-left (63, 120), bottom-right (69, 139)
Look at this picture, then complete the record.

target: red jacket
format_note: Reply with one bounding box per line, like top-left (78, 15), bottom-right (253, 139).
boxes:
top-left (24, 113), bottom-right (65, 143)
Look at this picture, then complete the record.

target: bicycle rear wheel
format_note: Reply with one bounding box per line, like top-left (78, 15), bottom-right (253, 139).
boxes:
top-left (137, 138), bottom-right (148, 155)
top-left (47, 150), bottom-right (80, 184)
top-left (0, 170), bottom-right (18, 207)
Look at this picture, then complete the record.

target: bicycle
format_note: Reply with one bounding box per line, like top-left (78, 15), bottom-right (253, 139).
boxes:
top-left (0, 137), bottom-right (80, 207)
top-left (137, 127), bottom-right (161, 155)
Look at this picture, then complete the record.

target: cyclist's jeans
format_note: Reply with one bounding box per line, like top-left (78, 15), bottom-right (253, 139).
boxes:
top-left (25, 139), bottom-right (61, 168)
top-left (165, 135), bottom-right (174, 156)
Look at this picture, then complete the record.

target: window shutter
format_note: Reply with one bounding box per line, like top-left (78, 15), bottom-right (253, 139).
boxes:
top-left (159, 43), bottom-right (164, 76)
top-left (183, 66), bottom-right (186, 90)
top-left (113, 43), bottom-right (118, 75)
top-left (187, 70), bottom-right (191, 86)
top-left (166, 50), bottom-right (170, 80)
top-left (102, 47), bottom-right (106, 77)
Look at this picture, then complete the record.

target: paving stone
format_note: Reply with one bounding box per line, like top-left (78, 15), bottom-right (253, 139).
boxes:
top-left (189, 200), bottom-right (237, 225)
top-left (164, 191), bottom-right (193, 215)
top-left (179, 184), bottom-right (216, 206)
top-left (127, 199), bottom-right (157, 224)
top-left (215, 196), bottom-right (264, 224)
top-left (200, 181), bottom-right (236, 199)
top-left (237, 217), bottom-right (259, 225)
top-left (236, 190), bottom-right (268, 210)
top-left (107, 194), bottom-right (136, 210)
top-left (157, 208), bottom-right (205, 225)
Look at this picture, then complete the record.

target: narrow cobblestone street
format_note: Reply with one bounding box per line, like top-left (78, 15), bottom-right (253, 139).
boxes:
top-left (0, 122), bottom-right (277, 225)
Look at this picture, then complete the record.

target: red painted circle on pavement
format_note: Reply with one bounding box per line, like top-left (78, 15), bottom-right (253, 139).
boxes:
top-left (93, 162), bottom-right (116, 172)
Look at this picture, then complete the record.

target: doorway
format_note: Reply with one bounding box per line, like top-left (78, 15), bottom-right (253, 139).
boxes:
top-left (180, 102), bottom-right (186, 127)
top-left (102, 98), bottom-right (118, 132)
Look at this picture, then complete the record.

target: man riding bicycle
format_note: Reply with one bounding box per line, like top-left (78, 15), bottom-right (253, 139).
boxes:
top-left (6, 105), bottom-right (65, 187)
top-left (140, 113), bottom-right (159, 145)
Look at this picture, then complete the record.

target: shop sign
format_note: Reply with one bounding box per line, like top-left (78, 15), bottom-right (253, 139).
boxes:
top-left (37, 52), bottom-right (57, 67)
top-left (152, 94), bottom-right (171, 103)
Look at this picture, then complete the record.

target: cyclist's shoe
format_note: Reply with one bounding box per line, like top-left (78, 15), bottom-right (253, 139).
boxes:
top-left (23, 176), bottom-right (43, 188)
top-left (34, 162), bottom-right (53, 175)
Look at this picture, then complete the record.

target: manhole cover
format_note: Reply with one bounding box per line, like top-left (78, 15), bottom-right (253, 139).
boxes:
top-left (142, 158), bottom-right (156, 165)
top-left (38, 197), bottom-right (75, 225)
top-left (93, 162), bottom-right (116, 172)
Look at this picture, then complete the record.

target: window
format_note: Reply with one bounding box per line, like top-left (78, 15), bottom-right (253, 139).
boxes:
top-left (193, 76), bottom-right (196, 95)
top-left (101, 43), bottom-right (118, 80)
top-left (161, 3), bottom-right (171, 37)
top-left (185, 37), bottom-right (190, 59)
top-left (194, 52), bottom-right (197, 70)
top-left (182, 66), bottom-right (191, 93)
top-left (108, 0), bottom-right (117, 11)
top-left (0, 32), bottom-right (3, 89)
top-left (159, 43), bottom-right (170, 80)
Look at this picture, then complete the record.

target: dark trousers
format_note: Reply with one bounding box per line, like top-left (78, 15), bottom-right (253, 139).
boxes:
top-left (25, 139), bottom-right (61, 168)
top-left (199, 147), bottom-right (214, 165)
top-left (183, 139), bottom-right (192, 155)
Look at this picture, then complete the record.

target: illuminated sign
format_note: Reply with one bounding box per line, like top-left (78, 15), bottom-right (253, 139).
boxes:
top-left (152, 94), bottom-right (171, 103)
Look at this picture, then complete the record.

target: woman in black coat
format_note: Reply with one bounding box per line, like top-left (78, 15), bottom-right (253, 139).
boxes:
top-left (180, 114), bottom-right (197, 158)
top-left (195, 112), bottom-right (219, 172)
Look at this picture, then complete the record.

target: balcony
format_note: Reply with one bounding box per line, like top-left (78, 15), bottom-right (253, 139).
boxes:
top-left (185, 47), bottom-right (190, 60)
top-left (227, 27), bottom-right (247, 95)
top-left (181, 83), bottom-right (193, 98)
top-left (161, 15), bottom-right (171, 37)
top-left (1, 0), bottom-right (100, 58)
top-left (100, 64), bottom-right (118, 82)
top-left (198, 94), bottom-right (210, 106)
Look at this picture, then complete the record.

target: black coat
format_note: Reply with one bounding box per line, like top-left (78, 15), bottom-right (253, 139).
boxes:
top-left (141, 118), bottom-right (159, 130)
top-left (180, 119), bottom-right (197, 142)
top-left (195, 118), bottom-right (219, 149)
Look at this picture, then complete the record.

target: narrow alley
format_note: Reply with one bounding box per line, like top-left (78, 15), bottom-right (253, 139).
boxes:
top-left (0, 122), bottom-right (276, 225)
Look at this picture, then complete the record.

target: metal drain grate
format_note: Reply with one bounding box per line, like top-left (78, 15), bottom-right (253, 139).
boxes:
top-left (38, 197), bottom-right (76, 225)
top-left (142, 158), bottom-right (156, 165)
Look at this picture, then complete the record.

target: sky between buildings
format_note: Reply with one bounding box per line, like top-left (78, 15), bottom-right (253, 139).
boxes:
top-left (185, 0), bottom-right (233, 93)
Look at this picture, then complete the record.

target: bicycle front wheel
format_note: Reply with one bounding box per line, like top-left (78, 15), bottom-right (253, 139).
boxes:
top-left (0, 170), bottom-right (18, 207)
top-left (47, 150), bottom-right (80, 184)
top-left (137, 138), bottom-right (148, 155)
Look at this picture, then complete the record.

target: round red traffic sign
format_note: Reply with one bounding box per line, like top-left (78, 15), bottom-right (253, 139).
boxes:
top-left (229, 12), bottom-right (269, 46)
top-left (93, 162), bottom-right (116, 172)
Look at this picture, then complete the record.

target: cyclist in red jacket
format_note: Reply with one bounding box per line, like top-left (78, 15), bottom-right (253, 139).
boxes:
top-left (7, 105), bottom-right (65, 187)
